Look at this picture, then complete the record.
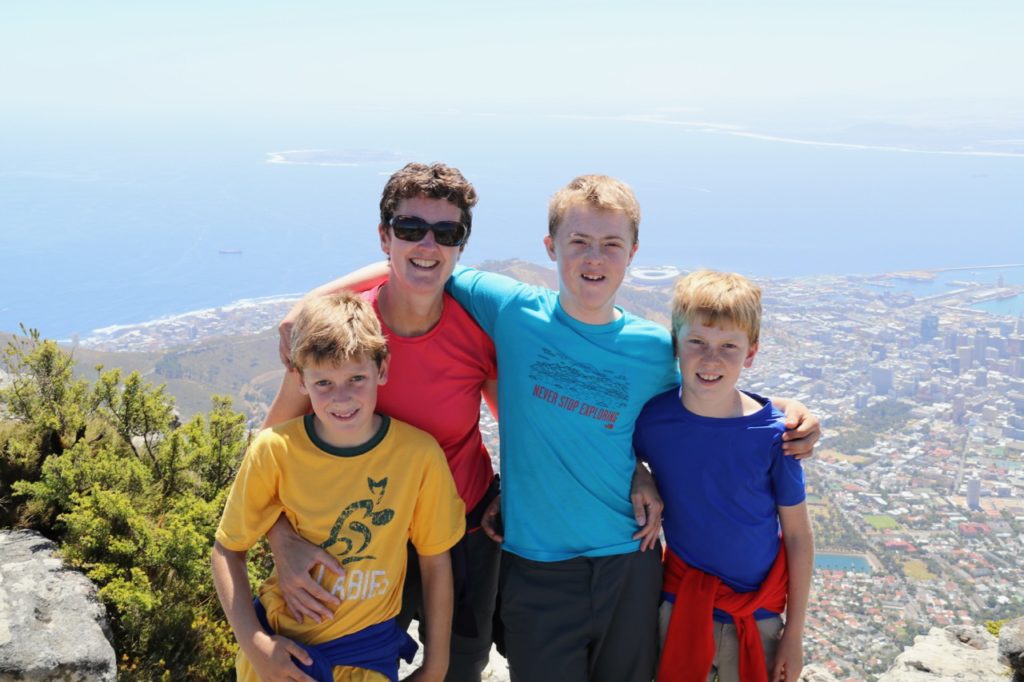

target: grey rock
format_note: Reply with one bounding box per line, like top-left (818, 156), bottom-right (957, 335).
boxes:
top-left (398, 643), bottom-right (840, 682)
top-left (999, 617), bottom-right (1024, 681)
top-left (948, 624), bottom-right (1001, 650)
top-left (0, 530), bottom-right (116, 681)
top-left (877, 625), bottom-right (1010, 681)
top-left (800, 663), bottom-right (841, 681)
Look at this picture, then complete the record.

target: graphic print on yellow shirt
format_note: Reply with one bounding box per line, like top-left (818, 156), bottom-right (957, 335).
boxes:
top-left (215, 414), bottom-right (466, 647)
top-left (319, 475), bottom-right (394, 563)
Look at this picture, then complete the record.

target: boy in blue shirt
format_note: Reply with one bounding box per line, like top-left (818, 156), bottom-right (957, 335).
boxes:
top-left (633, 270), bottom-right (814, 682)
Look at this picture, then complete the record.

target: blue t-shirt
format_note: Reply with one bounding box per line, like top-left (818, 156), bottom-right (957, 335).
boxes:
top-left (447, 266), bottom-right (679, 561)
top-left (633, 388), bottom-right (805, 618)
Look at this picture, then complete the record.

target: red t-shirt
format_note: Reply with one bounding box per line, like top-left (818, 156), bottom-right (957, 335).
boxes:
top-left (366, 284), bottom-right (498, 511)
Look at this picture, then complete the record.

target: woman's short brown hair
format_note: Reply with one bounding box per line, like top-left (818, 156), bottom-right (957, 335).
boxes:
top-left (379, 162), bottom-right (478, 235)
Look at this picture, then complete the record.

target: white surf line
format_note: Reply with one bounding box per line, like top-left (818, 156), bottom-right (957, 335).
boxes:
top-left (722, 128), bottom-right (1024, 159)
top-left (86, 294), bottom-right (304, 337)
top-left (547, 113), bottom-right (1024, 159)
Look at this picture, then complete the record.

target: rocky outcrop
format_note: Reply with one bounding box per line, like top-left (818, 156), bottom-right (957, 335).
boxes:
top-left (800, 664), bottom-right (841, 681)
top-left (999, 617), bottom-right (1024, 681)
top-left (877, 625), bottom-right (1010, 681)
top-left (0, 530), bottom-right (116, 681)
top-left (1, 527), bottom-right (1019, 682)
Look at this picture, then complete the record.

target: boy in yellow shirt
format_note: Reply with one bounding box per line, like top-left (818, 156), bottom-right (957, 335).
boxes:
top-left (212, 292), bottom-right (466, 682)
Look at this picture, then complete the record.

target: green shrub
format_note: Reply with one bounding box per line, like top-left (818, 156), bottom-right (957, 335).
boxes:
top-left (986, 619), bottom-right (1008, 637)
top-left (1, 328), bottom-right (259, 679)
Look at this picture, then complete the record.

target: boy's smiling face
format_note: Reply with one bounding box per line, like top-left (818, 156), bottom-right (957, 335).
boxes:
top-left (544, 204), bottom-right (638, 325)
top-left (298, 356), bottom-right (389, 448)
top-left (676, 318), bottom-right (758, 417)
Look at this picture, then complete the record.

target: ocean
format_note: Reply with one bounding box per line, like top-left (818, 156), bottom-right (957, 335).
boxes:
top-left (2, 110), bottom-right (1022, 340)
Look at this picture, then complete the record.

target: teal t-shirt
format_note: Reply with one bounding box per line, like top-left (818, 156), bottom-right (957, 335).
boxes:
top-left (447, 266), bottom-right (678, 561)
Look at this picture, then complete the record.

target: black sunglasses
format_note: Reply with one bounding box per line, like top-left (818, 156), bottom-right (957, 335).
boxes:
top-left (389, 215), bottom-right (469, 247)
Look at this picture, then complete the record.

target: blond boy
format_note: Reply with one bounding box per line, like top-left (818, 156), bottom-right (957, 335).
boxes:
top-left (632, 271), bottom-right (814, 682)
top-left (212, 293), bottom-right (465, 682)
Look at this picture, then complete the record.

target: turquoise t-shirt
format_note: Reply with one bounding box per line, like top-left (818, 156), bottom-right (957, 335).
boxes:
top-left (447, 266), bottom-right (678, 561)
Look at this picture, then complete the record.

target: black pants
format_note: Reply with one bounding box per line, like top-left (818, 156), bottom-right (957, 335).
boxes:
top-left (399, 527), bottom-right (501, 682)
top-left (499, 547), bottom-right (662, 682)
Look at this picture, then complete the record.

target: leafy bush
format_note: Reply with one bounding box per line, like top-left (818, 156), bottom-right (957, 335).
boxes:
top-left (985, 619), bottom-right (1008, 637)
top-left (1, 327), bottom-right (262, 679)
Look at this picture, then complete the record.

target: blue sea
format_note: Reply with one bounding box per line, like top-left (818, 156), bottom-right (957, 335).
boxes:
top-left (2, 110), bottom-right (1023, 339)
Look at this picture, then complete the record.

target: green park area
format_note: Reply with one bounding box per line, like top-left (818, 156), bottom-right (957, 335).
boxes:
top-left (865, 514), bottom-right (900, 530)
top-left (903, 559), bottom-right (938, 581)
top-left (820, 448), bottom-right (871, 465)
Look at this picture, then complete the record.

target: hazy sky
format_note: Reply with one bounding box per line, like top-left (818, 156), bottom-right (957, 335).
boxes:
top-left (4, 1), bottom-right (1022, 122)
top-left (2, 0), bottom-right (1023, 336)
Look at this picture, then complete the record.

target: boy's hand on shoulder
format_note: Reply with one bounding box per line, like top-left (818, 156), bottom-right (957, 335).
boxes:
top-left (771, 628), bottom-right (804, 682)
top-left (630, 463), bottom-right (663, 551)
top-left (780, 399), bottom-right (821, 460)
top-left (247, 630), bottom-right (316, 682)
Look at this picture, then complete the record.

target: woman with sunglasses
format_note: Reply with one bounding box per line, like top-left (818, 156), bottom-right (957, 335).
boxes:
top-left (261, 162), bottom-right (503, 682)
top-left (261, 162), bottom-right (664, 681)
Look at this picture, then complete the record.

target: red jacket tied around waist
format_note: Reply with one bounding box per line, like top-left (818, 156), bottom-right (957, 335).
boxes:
top-left (658, 544), bottom-right (788, 682)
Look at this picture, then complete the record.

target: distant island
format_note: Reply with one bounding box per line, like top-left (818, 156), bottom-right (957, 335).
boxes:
top-left (266, 148), bottom-right (408, 166)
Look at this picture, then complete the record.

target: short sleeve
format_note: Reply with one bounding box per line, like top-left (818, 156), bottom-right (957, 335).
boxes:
top-left (445, 265), bottom-right (526, 337)
top-left (215, 435), bottom-right (285, 551)
top-left (409, 444), bottom-right (467, 556)
top-left (770, 435), bottom-right (806, 508)
top-left (632, 408), bottom-right (650, 464)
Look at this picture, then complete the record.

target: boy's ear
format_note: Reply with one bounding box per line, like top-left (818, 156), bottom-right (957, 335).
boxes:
top-left (743, 342), bottom-right (759, 369)
top-left (296, 372), bottom-right (310, 396)
top-left (627, 240), bottom-right (638, 266)
top-left (377, 356), bottom-right (390, 385)
top-left (543, 234), bottom-right (556, 261)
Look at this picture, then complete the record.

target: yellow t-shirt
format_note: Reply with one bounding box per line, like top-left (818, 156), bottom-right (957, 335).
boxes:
top-left (216, 414), bottom-right (465, 680)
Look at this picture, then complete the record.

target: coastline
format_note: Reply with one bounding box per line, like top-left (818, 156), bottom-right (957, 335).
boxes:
top-left (53, 261), bottom-right (1024, 353)
top-left (73, 294), bottom-right (303, 352)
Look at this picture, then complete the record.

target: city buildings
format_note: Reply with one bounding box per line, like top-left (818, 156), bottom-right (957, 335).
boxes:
top-left (60, 263), bottom-right (1024, 681)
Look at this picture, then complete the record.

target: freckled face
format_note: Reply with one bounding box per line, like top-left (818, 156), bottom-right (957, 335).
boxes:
top-left (298, 357), bottom-right (389, 448)
top-left (544, 205), bottom-right (637, 325)
top-left (676, 320), bottom-right (757, 409)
